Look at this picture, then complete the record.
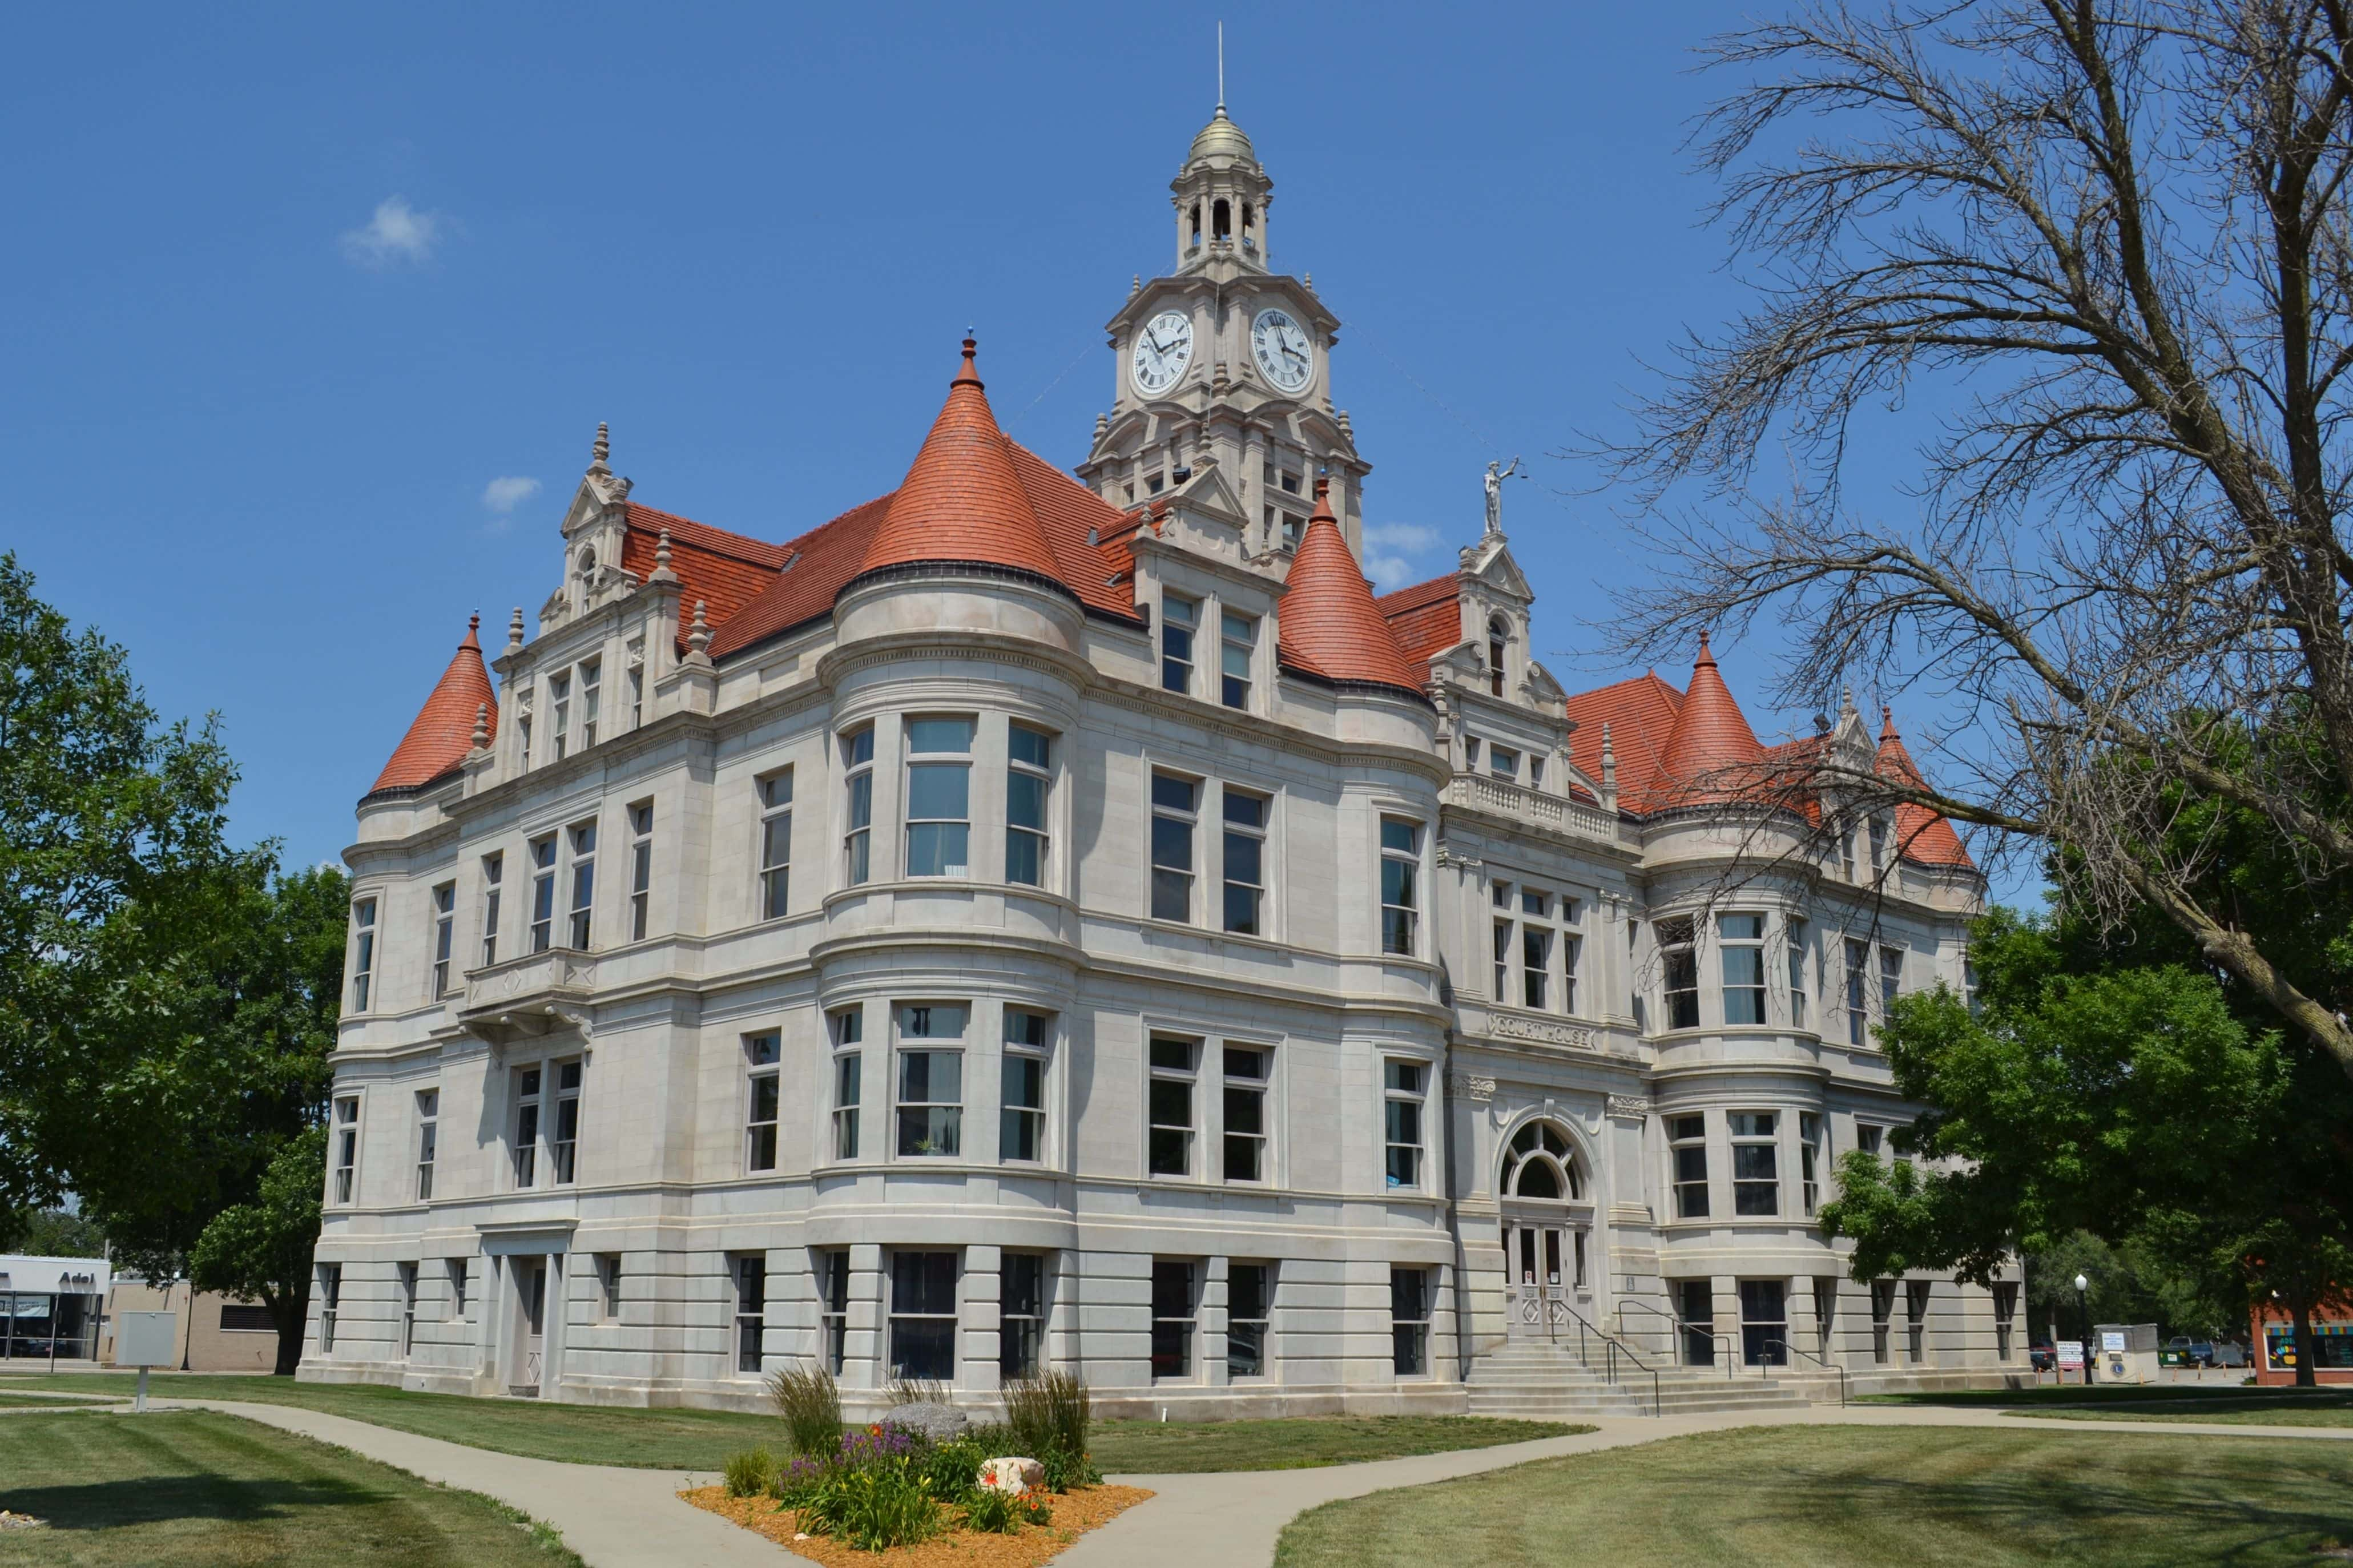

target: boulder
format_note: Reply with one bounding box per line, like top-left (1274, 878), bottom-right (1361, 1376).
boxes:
top-left (979, 1456), bottom-right (1044, 1494)
top-left (879, 1401), bottom-right (968, 1443)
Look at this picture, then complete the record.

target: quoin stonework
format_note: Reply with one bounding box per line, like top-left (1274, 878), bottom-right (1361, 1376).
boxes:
top-left (307, 103), bottom-right (2016, 1417)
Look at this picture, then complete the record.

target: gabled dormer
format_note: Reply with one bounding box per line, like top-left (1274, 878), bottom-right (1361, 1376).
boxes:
top-left (539, 424), bottom-right (639, 635)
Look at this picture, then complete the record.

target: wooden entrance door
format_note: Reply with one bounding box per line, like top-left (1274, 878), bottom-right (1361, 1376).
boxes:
top-left (1505, 1223), bottom-right (1571, 1340)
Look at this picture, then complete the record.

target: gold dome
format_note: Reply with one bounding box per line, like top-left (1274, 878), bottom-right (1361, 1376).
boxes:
top-left (1187, 105), bottom-right (1257, 165)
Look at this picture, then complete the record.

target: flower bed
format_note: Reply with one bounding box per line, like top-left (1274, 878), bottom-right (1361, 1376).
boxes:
top-left (680, 1482), bottom-right (1154, 1568)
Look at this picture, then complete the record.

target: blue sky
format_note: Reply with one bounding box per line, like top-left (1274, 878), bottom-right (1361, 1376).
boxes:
top-left (1, 2), bottom-right (2029, 901)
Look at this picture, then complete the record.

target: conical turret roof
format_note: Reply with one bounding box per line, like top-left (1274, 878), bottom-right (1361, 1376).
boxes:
top-left (368, 615), bottom-right (496, 798)
top-left (857, 338), bottom-right (1067, 587)
top-left (1275, 479), bottom-right (1427, 698)
top-left (1875, 709), bottom-right (1975, 868)
top-left (1647, 631), bottom-right (1764, 806)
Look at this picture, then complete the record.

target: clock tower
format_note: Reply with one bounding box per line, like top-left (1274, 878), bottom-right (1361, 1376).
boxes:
top-left (1077, 102), bottom-right (1371, 558)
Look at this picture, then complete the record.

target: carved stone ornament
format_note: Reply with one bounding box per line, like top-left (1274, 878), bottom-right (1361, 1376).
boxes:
top-left (1447, 1072), bottom-right (1497, 1102)
top-left (1489, 1014), bottom-right (1596, 1050)
top-left (1606, 1094), bottom-right (1653, 1118)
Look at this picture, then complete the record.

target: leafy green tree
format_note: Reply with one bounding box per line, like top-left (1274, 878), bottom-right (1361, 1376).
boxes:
top-left (0, 1206), bottom-right (107, 1259)
top-left (191, 1126), bottom-right (327, 1376)
top-left (1822, 910), bottom-right (2353, 1384)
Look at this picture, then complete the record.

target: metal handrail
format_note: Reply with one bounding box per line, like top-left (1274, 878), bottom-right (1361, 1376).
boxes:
top-left (1557, 1298), bottom-right (1663, 1417)
top-left (1760, 1337), bottom-right (1849, 1406)
top-left (1614, 1299), bottom-right (1737, 1378)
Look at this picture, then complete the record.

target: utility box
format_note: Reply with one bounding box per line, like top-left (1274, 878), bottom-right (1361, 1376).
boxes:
top-left (115, 1311), bottom-right (177, 1369)
top-left (2094, 1322), bottom-right (2161, 1384)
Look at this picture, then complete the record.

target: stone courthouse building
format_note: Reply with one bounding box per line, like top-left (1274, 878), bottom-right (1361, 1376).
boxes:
top-left (306, 104), bottom-right (2018, 1414)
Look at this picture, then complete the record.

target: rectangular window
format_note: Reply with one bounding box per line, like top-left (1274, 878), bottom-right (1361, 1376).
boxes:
top-left (626, 641), bottom-right (644, 728)
top-left (448, 1259), bottom-right (470, 1322)
top-left (905, 718), bottom-right (974, 876)
top-left (529, 835), bottom-right (557, 953)
top-left (1857, 1122), bottom-right (1884, 1158)
top-left (757, 773), bottom-right (792, 919)
top-left (1228, 1261), bottom-right (1272, 1378)
top-left (1670, 1112), bottom-right (1710, 1219)
top-left (1678, 1278), bottom-right (1715, 1366)
top-left (430, 882), bottom-right (456, 999)
top-left (745, 1033), bottom-right (781, 1172)
top-left (414, 1089), bottom-right (438, 1202)
top-left (1384, 1059), bottom-right (1426, 1190)
top-left (1869, 815), bottom-right (1889, 872)
top-left (1740, 1279), bottom-right (1787, 1367)
top-left (1659, 916), bottom-right (1699, 1029)
top-left (513, 1066), bottom-right (542, 1187)
top-left (1730, 1111), bottom-right (1778, 1215)
top-left (734, 1255), bottom-right (767, 1374)
top-left (597, 1254), bottom-right (622, 1323)
top-left (1530, 756), bottom-right (1546, 790)
top-left (889, 1251), bottom-right (957, 1381)
top-left (1000, 1252), bottom-right (1045, 1380)
top-left (832, 1010), bottom-right (863, 1160)
top-left (1379, 819), bottom-right (1421, 955)
top-left (1391, 1267), bottom-right (1431, 1376)
top-left (1522, 914), bottom-right (1552, 1010)
top-left (1880, 945), bottom-right (1905, 1019)
top-left (895, 1004), bottom-right (966, 1156)
top-left (1562, 903), bottom-right (1581, 1014)
top-left (1906, 1279), bottom-right (1931, 1364)
top-left (628, 800), bottom-right (654, 940)
top-left (817, 1249), bottom-right (850, 1374)
top-left (1787, 917), bottom-right (1810, 1028)
top-left (317, 1264), bottom-right (341, 1352)
top-left (518, 699), bottom-right (533, 771)
top-left (1992, 1280), bottom-right (2018, 1361)
top-left (1151, 1258), bottom-right (1196, 1379)
top-left (1006, 724), bottom-right (1051, 886)
top-left (566, 820), bottom-right (596, 949)
top-left (1815, 1276), bottom-right (1838, 1356)
top-left (549, 672), bottom-right (571, 762)
top-left (1220, 610), bottom-right (1255, 708)
top-left (1161, 593), bottom-right (1198, 694)
top-left (578, 659), bottom-right (601, 749)
top-left (480, 852), bottom-right (503, 966)
top-left (1871, 1279), bottom-right (1896, 1364)
top-left (1846, 937), bottom-right (1871, 1046)
top-left (1465, 736), bottom-right (1481, 772)
top-left (350, 898), bottom-right (377, 1011)
top-left (843, 727), bottom-right (875, 885)
top-left (1147, 1035), bottom-right (1198, 1176)
top-left (550, 1060), bottom-right (582, 1184)
top-left (1799, 1111), bottom-right (1822, 1216)
top-left (1492, 881), bottom-right (1513, 1000)
top-left (1489, 744), bottom-right (1520, 782)
top-left (398, 1262), bottom-right (418, 1357)
top-left (1150, 772), bottom-right (1199, 922)
top-left (1222, 1045), bottom-right (1269, 1182)
top-left (1222, 787), bottom-right (1268, 935)
top-left (1719, 913), bottom-right (1766, 1025)
top-left (332, 1096), bottom-right (360, 1204)
top-left (1001, 1010), bottom-right (1049, 1163)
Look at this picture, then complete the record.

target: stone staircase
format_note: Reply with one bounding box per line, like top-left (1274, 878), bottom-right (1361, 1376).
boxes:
top-left (1466, 1339), bottom-right (1816, 1419)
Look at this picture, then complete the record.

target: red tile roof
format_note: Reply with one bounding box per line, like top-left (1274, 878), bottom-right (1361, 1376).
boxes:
top-left (1876, 711), bottom-right (1975, 868)
top-left (1377, 575), bottom-right (1463, 668)
top-left (368, 616), bottom-right (496, 798)
top-left (1644, 632), bottom-right (1764, 808)
top-left (1276, 479), bottom-right (1428, 698)
top-left (1564, 669), bottom-right (1685, 803)
top-left (703, 494), bottom-right (893, 660)
top-left (857, 340), bottom-right (1069, 587)
top-left (618, 502), bottom-right (791, 648)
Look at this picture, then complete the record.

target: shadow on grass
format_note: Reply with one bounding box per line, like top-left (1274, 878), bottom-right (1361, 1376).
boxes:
top-left (1, 1475), bottom-right (393, 1532)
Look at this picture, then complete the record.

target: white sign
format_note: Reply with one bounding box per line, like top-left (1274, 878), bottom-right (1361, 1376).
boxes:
top-left (115, 1311), bottom-right (177, 1369)
top-left (2056, 1339), bottom-right (2085, 1367)
top-left (2101, 1331), bottom-right (2127, 1355)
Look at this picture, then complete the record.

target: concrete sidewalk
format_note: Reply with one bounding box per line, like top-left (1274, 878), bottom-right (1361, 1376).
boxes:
top-left (88, 1396), bottom-right (2353, 1568)
top-left (129, 1398), bottom-right (772, 1568)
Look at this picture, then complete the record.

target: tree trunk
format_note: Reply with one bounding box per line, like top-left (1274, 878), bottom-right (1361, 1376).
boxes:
top-left (270, 1289), bottom-right (306, 1377)
top-left (2292, 1296), bottom-right (2319, 1390)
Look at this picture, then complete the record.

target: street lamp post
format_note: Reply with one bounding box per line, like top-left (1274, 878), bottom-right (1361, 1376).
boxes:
top-left (2074, 1272), bottom-right (2092, 1386)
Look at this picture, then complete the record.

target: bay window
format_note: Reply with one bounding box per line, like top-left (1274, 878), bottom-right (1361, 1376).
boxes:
top-left (831, 1009), bottom-right (863, 1159)
top-left (1670, 1113), bottom-right (1709, 1218)
top-left (1659, 917), bottom-right (1699, 1029)
top-left (1379, 819), bottom-right (1421, 955)
top-left (1001, 1010), bottom-right (1049, 1163)
top-left (1719, 913), bottom-right (1766, 1025)
top-left (843, 727), bottom-right (875, 884)
top-left (904, 718), bottom-right (974, 877)
top-left (430, 882), bottom-right (455, 999)
top-left (349, 898), bottom-right (376, 1011)
top-left (1787, 916), bottom-right (1810, 1028)
top-left (895, 1004), bottom-right (965, 1156)
top-left (1730, 1111), bottom-right (1778, 1215)
top-left (1384, 1060), bottom-right (1426, 1189)
top-left (1006, 724), bottom-right (1051, 886)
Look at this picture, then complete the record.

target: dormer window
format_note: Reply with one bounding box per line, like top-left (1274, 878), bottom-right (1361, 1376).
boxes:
top-left (1147, 472), bottom-right (1166, 495)
top-left (1488, 616), bottom-right (1510, 698)
top-left (1489, 744), bottom-right (1520, 783)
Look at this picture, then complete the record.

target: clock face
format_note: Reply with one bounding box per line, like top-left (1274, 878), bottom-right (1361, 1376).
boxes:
top-left (1131, 310), bottom-right (1194, 396)
top-left (1251, 307), bottom-right (1314, 393)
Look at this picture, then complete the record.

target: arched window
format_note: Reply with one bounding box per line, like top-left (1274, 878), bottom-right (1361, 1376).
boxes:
top-left (1190, 203), bottom-right (1203, 247)
top-left (1212, 198), bottom-right (1232, 240)
top-left (1501, 1121), bottom-right (1582, 1200)
top-left (1488, 616), bottom-right (1510, 697)
top-left (1240, 202), bottom-right (1256, 248)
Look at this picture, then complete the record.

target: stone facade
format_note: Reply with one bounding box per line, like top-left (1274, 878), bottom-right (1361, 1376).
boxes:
top-left (303, 107), bottom-right (2020, 1417)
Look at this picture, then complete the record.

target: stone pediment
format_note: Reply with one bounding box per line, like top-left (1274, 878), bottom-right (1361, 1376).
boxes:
top-left (1457, 537), bottom-right (1534, 604)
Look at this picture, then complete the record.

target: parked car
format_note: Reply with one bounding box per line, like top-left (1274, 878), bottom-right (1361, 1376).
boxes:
top-left (2213, 1340), bottom-right (2250, 1368)
top-left (2166, 1336), bottom-right (2217, 1368)
top-left (2030, 1343), bottom-right (2056, 1372)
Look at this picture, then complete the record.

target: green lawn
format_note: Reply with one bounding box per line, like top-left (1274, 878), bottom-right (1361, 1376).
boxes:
top-left (0, 1372), bottom-right (1579, 1474)
top-left (0, 1408), bottom-right (579, 1567)
top-left (1091, 1415), bottom-right (1590, 1474)
top-left (1274, 1425), bottom-right (2353, 1567)
top-left (1865, 1382), bottom-right (2353, 1427)
top-left (0, 1390), bottom-right (119, 1409)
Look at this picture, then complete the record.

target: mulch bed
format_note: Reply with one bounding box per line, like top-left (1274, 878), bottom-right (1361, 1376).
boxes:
top-left (680, 1484), bottom-right (1153, 1567)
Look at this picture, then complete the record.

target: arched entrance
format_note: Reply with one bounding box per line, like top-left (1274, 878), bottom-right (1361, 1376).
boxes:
top-left (1498, 1121), bottom-right (1594, 1341)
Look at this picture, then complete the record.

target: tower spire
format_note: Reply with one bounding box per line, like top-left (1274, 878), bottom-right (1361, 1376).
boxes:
top-left (1217, 20), bottom-right (1226, 109)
